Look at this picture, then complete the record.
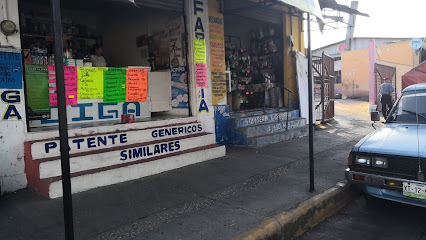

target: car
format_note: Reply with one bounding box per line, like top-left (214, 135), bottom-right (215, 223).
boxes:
top-left (346, 83), bottom-right (426, 207)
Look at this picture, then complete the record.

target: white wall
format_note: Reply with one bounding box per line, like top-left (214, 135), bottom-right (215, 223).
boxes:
top-left (0, 0), bottom-right (27, 194)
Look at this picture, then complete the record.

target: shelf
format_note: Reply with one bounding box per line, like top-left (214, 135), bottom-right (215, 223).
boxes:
top-left (252, 52), bottom-right (281, 59)
top-left (22, 33), bottom-right (99, 41)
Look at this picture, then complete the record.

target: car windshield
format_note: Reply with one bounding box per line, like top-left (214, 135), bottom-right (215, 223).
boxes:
top-left (387, 90), bottom-right (426, 124)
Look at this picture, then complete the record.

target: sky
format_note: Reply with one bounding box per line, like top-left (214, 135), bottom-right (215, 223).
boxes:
top-left (310, 0), bottom-right (426, 49)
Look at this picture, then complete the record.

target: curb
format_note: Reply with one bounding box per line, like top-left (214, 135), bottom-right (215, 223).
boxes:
top-left (232, 180), bottom-right (358, 240)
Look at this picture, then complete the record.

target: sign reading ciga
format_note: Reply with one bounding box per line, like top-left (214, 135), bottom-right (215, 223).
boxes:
top-left (31, 123), bottom-right (204, 160)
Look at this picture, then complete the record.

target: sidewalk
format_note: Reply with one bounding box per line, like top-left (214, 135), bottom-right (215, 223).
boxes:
top-left (0, 104), bottom-right (373, 239)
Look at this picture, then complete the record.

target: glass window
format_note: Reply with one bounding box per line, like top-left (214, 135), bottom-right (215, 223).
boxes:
top-left (388, 90), bottom-right (426, 124)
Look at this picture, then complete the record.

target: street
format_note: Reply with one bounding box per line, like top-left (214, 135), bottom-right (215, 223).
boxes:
top-left (299, 197), bottom-right (426, 240)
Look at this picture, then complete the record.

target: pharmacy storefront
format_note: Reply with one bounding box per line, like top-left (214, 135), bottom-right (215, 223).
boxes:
top-left (0, 0), bottom-right (226, 198)
top-left (0, 0), bottom-right (321, 198)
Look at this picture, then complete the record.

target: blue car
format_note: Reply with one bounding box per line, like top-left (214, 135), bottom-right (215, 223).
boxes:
top-left (346, 83), bottom-right (426, 207)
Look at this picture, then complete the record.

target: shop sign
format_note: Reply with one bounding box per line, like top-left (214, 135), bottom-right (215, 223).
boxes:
top-left (25, 65), bottom-right (51, 120)
top-left (32, 122), bottom-right (204, 159)
top-left (208, 0), bottom-right (227, 105)
top-left (193, 0), bottom-right (210, 114)
top-left (0, 89), bottom-right (22, 120)
top-left (0, 50), bottom-right (22, 90)
top-left (30, 101), bottom-right (149, 127)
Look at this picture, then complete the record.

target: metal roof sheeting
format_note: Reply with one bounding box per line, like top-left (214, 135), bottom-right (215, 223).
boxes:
top-left (134, 0), bottom-right (184, 12)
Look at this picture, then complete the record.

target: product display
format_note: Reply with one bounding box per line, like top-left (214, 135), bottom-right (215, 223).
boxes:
top-left (225, 24), bottom-right (283, 111)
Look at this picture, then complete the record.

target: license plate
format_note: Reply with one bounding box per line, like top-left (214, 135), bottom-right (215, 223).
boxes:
top-left (403, 182), bottom-right (426, 199)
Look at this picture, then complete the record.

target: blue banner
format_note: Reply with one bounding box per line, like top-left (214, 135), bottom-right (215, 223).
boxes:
top-left (0, 50), bottom-right (22, 89)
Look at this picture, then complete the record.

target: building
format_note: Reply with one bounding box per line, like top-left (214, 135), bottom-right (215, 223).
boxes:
top-left (0, 0), bottom-right (328, 198)
top-left (313, 37), bottom-right (413, 98)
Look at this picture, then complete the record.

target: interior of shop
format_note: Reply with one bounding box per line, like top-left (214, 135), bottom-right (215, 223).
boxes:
top-left (19, 0), bottom-right (189, 131)
top-left (224, 14), bottom-right (284, 112)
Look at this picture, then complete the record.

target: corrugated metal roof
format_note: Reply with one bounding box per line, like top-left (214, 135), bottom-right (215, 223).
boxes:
top-left (134, 0), bottom-right (184, 12)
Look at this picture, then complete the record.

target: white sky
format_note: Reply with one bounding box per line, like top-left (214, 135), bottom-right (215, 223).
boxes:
top-left (310, 0), bottom-right (426, 49)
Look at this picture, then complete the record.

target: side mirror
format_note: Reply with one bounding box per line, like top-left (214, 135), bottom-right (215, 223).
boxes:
top-left (370, 111), bottom-right (380, 121)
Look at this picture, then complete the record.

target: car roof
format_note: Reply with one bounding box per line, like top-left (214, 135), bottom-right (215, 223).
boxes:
top-left (403, 83), bottom-right (426, 92)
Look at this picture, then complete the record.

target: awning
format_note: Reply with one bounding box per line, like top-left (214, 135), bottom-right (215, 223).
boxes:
top-left (319, 0), bottom-right (369, 17)
top-left (402, 61), bottom-right (426, 90)
top-left (278, 0), bottom-right (322, 18)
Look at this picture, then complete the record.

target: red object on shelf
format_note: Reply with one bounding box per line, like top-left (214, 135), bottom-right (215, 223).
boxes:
top-left (121, 114), bottom-right (135, 124)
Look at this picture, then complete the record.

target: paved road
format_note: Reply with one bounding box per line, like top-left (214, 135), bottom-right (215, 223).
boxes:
top-left (299, 197), bottom-right (426, 240)
top-left (300, 99), bottom-right (426, 240)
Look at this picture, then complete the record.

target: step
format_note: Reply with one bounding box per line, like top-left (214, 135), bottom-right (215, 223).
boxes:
top-left (244, 118), bottom-right (306, 138)
top-left (29, 144), bottom-right (226, 199)
top-left (29, 122), bottom-right (205, 160)
top-left (229, 108), bottom-right (290, 118)
top-left (232, 110), bottom-right (300, 128)
top-left (36, 133), bottom-right (216, 179)
top-left (248, 126), bottom-right (309, 148)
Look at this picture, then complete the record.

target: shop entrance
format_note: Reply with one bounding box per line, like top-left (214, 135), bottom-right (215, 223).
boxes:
top-left (224, 13), bottom-right (284, 112)
top-left (19, 0), bottom-right (190, 131)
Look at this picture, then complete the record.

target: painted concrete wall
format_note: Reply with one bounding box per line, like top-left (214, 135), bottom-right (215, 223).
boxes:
top-left (0, 0), bottom-right (27, 194)
top-left (341, 48), bottom-right (369, 98)
top-left (185, 0), bottom-right (215, 133)
top-left (283, 12), bottom-right (304, 108)
top-left (313, 38), bottom-right (413, 59)
top-left (342, 41), bottom-right (418, 98)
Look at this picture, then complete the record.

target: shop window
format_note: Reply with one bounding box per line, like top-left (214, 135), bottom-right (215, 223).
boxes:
top-left (334, 71), bottom-right (342, 83)
top-left (19, 0), bottom-right (189, 131)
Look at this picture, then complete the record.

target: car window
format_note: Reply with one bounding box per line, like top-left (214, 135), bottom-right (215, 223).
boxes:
top-left (388, 91), bottom-right (426, 124)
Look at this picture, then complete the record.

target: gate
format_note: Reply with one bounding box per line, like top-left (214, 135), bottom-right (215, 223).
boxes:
top-left (313, 52), bottom-right (335, 123)
top-left (375, 63), bottom-right (397, 113)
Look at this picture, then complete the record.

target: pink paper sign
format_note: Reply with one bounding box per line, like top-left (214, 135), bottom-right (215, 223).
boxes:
top-left (195, 63), bottom-right (208, 87)
top-left (48, 65), bottom-right (78, 106)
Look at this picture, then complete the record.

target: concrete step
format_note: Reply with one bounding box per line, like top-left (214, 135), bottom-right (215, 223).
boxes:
top-left (244, 118), bottom-right (306, 138)
top-left (248, 126), bottom-right (309, 148)
top-left (34, 133), bottom-right (216, 179)
top-left (29, 144), bottom-right (225, 199)
top-left (29, 122), bottom-right (205, 160)
top-left (229, 108), bottom-right (290, 118)
top-left (231, 110), bottom-right (300, 128)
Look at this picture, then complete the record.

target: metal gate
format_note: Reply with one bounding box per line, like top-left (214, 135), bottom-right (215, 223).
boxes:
top-left (313, 52), bottom-right (335, 123)
top-left (375, 63), bottom-right (397, 112)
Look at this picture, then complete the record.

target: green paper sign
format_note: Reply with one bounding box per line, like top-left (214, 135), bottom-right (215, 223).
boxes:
top-left (103, 68), bottom-right (127, 103)
top-left (25, 65), bottom-right (50, 119)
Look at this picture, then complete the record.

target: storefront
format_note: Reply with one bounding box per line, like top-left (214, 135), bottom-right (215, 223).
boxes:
top-left (0, 0), bottom-right (226, 198)
top-left (0, 0), bottom-right (322, 198)
top-left (211, 0), bottom-right (311, 147)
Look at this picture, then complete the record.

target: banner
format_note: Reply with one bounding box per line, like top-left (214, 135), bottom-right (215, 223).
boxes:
top-left (193, 39), bottom-right (206, 64)
top-left (78, 67), bottom-right (104, 99)
top-left (25, 65), bottom-right (50, 119)
top-left (0, 50), bottom-right (23, 89)
top-left (103, 68), bottom-right (127, 103)
top-left (48, 66), bottom-right (78, 106)
top-left (209, 0), bottom-right (227, 105)
top-left (126, 68), bottom-right (148, 102)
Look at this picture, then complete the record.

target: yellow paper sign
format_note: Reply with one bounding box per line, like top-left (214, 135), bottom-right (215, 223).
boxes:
top-left (194, 38), bottom-right (206, 64)
top-left (77, 67), bottom-right (105, 99)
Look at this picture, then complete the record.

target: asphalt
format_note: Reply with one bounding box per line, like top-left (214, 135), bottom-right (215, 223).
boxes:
top-left (0, 99), bottom-right (376, 240)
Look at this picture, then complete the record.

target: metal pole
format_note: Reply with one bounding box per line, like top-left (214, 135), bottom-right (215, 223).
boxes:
top-left (51, 0), bottom-right (75, 239)
top-left (307, 13), bottom-right (315, 192)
